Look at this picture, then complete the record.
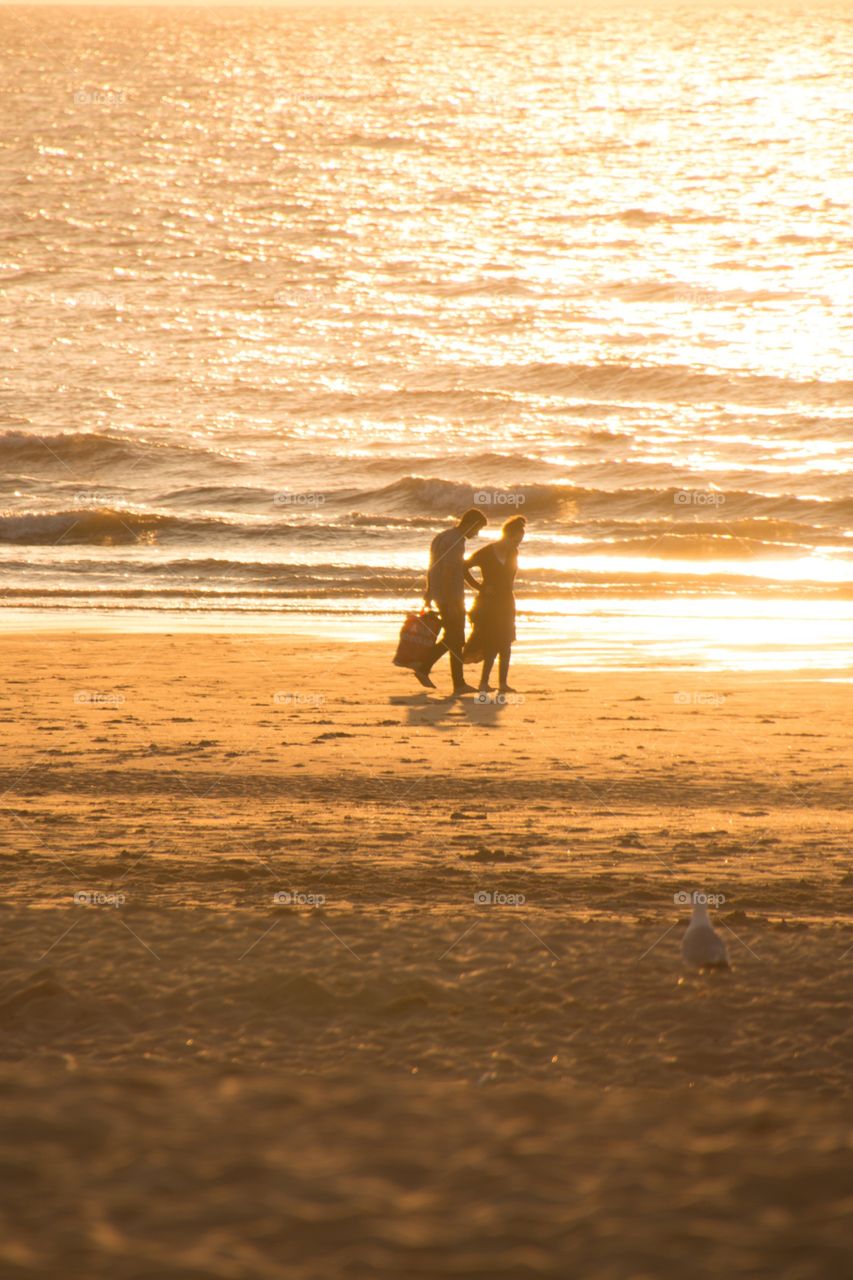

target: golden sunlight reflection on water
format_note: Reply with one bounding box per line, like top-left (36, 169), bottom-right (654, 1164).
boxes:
top-left (2, 597), bottom-right (851, 672)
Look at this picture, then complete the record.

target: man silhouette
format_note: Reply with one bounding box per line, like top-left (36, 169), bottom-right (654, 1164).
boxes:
top-left (415, 507), bottom-right (487, 695)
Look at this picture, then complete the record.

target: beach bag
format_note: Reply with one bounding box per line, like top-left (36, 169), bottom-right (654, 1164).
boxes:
top-left (393, 609), bottom-right (441, 669)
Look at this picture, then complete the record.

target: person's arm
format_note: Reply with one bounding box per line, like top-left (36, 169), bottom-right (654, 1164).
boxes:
top-left (424, 539), bottom-right (445, 605)
top-left (423, 534), bottom-right (439, 605)
top-left (464, 548), bottom-right (484, 591)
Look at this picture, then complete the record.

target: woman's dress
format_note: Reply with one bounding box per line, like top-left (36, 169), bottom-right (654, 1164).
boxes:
top-left (463, 542), bottom-right (517, 663)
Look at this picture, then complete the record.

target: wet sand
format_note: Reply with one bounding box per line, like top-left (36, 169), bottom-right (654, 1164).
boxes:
top-left (0, 633), bottom-right (851, 1278)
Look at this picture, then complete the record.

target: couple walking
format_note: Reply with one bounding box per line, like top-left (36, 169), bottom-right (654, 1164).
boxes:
top-left (414, 507), bottom-right (526, 696)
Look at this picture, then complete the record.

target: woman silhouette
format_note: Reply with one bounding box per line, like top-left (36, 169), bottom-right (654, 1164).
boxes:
top-left (463, 514), bottom-right (526, 693)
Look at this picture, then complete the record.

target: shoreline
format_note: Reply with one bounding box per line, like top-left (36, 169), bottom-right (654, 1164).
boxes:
top-left (2, 597), bottom-right (853, 672)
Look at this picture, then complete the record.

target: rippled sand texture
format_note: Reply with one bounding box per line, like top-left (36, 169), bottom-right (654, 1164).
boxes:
top-left (0, 634), bottom-right (851, 1277)
top-left (1, 3), bottom-right (852, 620)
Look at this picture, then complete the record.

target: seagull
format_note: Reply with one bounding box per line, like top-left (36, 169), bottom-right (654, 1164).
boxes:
top-left (682, 898), bottom-right (730, 969)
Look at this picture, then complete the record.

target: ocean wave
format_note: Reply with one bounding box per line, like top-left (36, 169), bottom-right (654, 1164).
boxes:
top-left (581, 516), bottom-right (851, 549)
top-left (326, 476), bottom-right (853, 528)
top-left (0, 557), bottom-right (418, 586)
top-left (3, 565), bottom-right (851, 607)
top-left (3, 482), bottom-right (851, 547)
top-left (280, 387), bottom-right (528, 418)
top-left (0, 503), bottom-right (451, 546)
top-left (276, 451), bottom-right (566, 482)
top-left (0, 508), bottom-right (305, 546)
top-left (0, 430), bottom-right (241, 474)
top-left (458, 362), bottom-right (853, 407)
top-left (427, 277), bottom-right (540, 298)
top-left (599, 279), bottom-right (821, 304)
top-left (153, 484), bottom-right (278, 509)
top-left (328, 476), bottom-right (588, 518)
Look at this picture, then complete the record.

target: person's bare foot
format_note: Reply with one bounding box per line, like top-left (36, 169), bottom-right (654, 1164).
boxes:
top-left (498, 685), bottom-right (517, 694)
top-left (478, 684), bottom-right (494, 693)
top-left (452, 683), bottom-right (476, 696)
top-left (413, 666), bottom-right (436, 689)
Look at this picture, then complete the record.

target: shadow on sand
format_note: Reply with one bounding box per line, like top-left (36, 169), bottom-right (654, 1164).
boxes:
top-left (389, 691), bottom-right (509, 731)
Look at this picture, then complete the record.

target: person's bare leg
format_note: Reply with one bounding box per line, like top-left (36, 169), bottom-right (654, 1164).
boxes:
top-left (498, 646), bottom-right (515, 693)
top-left (415, 637), bottom-right (444, 687)
top-left (423, 635), bottom-right (447, 675)
top-left (479, 651), bottom-right (496, 691)
top-left (450, 653), bottom-right (473, 692)
top-left (447, 610), bottom-right (474, 694)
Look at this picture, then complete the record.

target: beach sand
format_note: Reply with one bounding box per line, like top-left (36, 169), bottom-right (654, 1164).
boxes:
top-left (1, 633), bottom-right (851, 1278)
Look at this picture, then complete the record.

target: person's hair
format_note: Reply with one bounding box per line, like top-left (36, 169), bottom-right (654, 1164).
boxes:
top-left (502, 514), bottom-right (527, 539)
top-left (459, 507), bottom-right (488, 533)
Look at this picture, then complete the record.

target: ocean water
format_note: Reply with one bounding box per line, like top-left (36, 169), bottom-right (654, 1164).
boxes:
top-left (1, 2), bottom-right (851, 666)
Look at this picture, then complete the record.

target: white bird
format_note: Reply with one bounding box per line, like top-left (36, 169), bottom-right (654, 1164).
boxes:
top-left (682, 899), bottom-right (730, 969)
